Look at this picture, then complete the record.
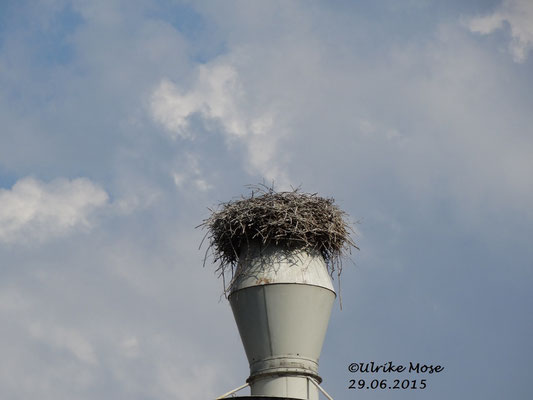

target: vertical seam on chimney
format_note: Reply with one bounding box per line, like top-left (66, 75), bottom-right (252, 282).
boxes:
top-left (262, 285), bottom-right (274, 356)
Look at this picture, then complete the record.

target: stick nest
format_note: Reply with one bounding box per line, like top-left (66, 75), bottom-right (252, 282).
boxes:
top-left (199, 185), bottom-right (358, 280)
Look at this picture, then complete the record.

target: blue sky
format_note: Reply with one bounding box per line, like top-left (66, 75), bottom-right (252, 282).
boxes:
top-left (0, 1), bottom-right (532, 399)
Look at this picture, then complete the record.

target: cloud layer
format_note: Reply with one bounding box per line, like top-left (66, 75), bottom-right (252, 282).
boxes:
top-left (0, 1), bottom-right (532, 399)
top-left (467, 0), bottom-right (533, 62)
top-left (0, 177), bottom-right (108, 244)
top-left (150, 61), bottom-right (287, 186)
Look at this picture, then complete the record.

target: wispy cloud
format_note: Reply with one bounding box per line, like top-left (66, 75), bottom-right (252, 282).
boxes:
top-left (0, 177), bottom-right (108, 244)
top-left (0, 1), bottom-right (532, 399)
top-left (171, 153), bottom-right (213, 192)
top-left (467, 0), bottom-right (533, 62)
top-left (150, 64), bottom-right (246, 139)
top-left (149, 62), bottom-right (288, 186)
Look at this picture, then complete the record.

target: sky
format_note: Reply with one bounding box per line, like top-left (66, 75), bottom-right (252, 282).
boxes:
top-left (0, 0), bottom-right (532, 399)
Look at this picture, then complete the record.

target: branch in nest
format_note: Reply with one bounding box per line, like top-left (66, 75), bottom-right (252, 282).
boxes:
top-left (198, 185), bottom-right (358, 284)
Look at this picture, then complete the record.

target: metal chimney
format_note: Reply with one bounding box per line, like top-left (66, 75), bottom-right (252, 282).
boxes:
top-left (225, 243), bottom-right (335, 399)
top-left (203, 187), bottom-right (355, 400)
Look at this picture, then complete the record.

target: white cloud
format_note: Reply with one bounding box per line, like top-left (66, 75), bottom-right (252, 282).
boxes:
top-left (149, 79), bottom-right (200, 139)
top-left (150, 64), bottom-right (246, 139)
top-left (171, 153), bottom-right (213, 192)
top-left (1, 2), bottom-right (532, 399)
top-left (119, 335), bottom-right (140, 358)
top-left (0, 177), bottom-right (108, 244)
top-left (149, 62), bottom-right (289, 186)
top-left (467, 0), bottom-right (533, 62)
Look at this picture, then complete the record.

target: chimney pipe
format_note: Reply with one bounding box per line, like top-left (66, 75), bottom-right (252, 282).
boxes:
top-left (225, 243), bottom-right (335, 399)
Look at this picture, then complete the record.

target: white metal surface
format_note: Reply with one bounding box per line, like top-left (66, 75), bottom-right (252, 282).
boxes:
top-left (230, 244), bottom-right (335, 292)
top-left (251, 374), bottom-right (318, 400)
top-left (227, 243), bottom-right (335, 399)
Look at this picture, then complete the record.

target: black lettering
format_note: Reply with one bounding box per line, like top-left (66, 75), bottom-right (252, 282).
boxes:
top-left (409, 362), bottom-right (420, 373)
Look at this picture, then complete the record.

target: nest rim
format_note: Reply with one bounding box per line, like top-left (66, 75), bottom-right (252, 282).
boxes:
top-left (198, 185), bottom-right (358, 285)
